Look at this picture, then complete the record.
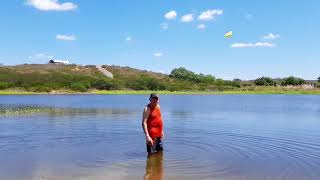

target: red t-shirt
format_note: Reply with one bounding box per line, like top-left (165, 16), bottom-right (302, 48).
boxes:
top-left (147, 104), bottom-right (163, 140)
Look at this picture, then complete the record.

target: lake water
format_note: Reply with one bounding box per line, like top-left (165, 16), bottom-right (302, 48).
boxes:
top-left (1, 95), bottom-right (320, 180)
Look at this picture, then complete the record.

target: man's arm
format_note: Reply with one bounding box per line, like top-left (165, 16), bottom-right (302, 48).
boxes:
top-left (142, 106), bottom-right (154, 145)
top-left (158, 105), bottom-right (164, 139)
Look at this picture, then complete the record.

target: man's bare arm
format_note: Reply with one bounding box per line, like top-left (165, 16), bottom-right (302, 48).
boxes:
top-left (156, 105), bottom-right (164, 139)
top-left (142, 107), bottom-right (150, 136)
top-left (142, 106), bottom-right (154, 145)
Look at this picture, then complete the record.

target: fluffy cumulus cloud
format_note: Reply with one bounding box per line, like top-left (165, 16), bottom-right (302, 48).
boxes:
top-left (181, 14), bottom-right (194, 23)
top-left (26, 0), bottom-right (77, 11)
top-left (197, 24), bottom-right (206, 30)
top-left (164, 10), bottom-right (177, 20)
top-left (153, 52), bottom-right (163, 57)
top-left (263, 33), bottom-right (280, 40)
top-left (56, 34), bottom-right (76, 41)
top-left (231, 42), bottom-right (276, 48)
top-left (198, 9), bottom-right (223, 21)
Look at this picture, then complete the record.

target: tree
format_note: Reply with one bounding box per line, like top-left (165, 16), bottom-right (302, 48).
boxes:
top-left (281, 76), bottom-right (305, 86)
top-left (318, 76), bottom-right (320, 82)
top-left (233, 78), bottom-right (242, 82)
top-left (254, 77), bottom-right (276, 86)
top-left (169, 67), bottom-right (197, 81)
top-left (169, 67), bottom-right (215, 83)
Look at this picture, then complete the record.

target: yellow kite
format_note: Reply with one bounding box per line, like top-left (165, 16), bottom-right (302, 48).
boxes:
top-left (224, 31), bottom-right (233, 38)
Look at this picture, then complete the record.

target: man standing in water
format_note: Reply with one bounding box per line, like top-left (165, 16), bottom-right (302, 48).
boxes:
top-left (142, 93), bottom-right (164, 155)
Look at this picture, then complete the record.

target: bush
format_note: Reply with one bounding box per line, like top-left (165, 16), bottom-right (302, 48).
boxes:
top-left (215, 78), bottom-right (224, 86)
top-left (241, 82), bottom-right (253, 87)
top-left (224, 81), bottom-right (241, 88)
top-left (146, 79), bottom-right (166, 91)
top-left (84, 65), bottom-right (96, 68)
top-left (69, 82), bottom-right (88, 92)
top-left (0, 82), bottom-right (10, 89)
top-left (254, 77), bottom-right (276, 86)
top-left (126, 75), bottom-right (166, 90)
top-left (92, 79), bottom-right (118, 90)
top-left (281, 76), bottom-right (305, 86)
top-left (34, 86), bottom-right (52, 92)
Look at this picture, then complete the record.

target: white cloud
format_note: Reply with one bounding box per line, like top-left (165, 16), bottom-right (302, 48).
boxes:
top-left (56, 34), bottom-right (76, 41)
top-left (125, 37), bottom-right (132, 41)
top-left (160, 23), bottom-right (168, 30)
top-left (153, 52), bottom-right (163, 57)
top-left (197, 24), bottom-right (206, 30)
top-left (181, 14), bottom-right (194, 23)
top-left (198, 9), bottom-right (223, 21)
top-left (26, 0), bottom-right (77, 11)
top-left (231, 42), bottom-right (276, 48)
top-left (263, 33), bottom-right (280, 40)
top-left (164, 10), bottom-right (177, 20)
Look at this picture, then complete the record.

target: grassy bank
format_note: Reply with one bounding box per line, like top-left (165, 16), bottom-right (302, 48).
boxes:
top-left (1, 89), bottom-right (320, 95)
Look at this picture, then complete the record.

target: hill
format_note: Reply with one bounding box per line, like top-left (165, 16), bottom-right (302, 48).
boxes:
top-left (0, 64), bottom-right (319, 93)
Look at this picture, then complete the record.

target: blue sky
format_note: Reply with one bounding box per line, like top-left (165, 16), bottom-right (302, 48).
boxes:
top-left (0, 0), bottom-right (319, 80)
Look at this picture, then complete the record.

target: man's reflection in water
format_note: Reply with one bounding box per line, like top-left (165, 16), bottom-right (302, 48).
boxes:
top-left (144, 151), bottom-right (163, 180)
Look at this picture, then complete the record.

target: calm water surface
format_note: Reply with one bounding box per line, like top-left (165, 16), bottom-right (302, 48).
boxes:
top-left (1, 95), bottom-right (320, 180)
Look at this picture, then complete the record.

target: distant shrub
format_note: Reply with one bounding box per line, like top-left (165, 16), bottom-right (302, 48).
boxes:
top-left (70, 82), bottom-right (88, 92)
top-left (126, 75), bottom-right (167, 91)
top-left (215, 78), bottom-right (224, 86)
top-left (84, 65), bottom-right (96, 68)
top-left (0, 82), bottom-right (10, 89)
top-left (241, 82), bottom-right (253, 87)
top-left (92, 79), bottom-right (118, 90)
top-left (34, 86), bottom-right (52, 92)
top-left (146, 79), bottom-right (166, 91)
top-left (223, 80), bottom-right (241, 88)
top-left (281, 76), bottom-right (305, 86)
top-left (233, 78), bottom-right (242, 82)
top-left (254, 77), bottom-right (276, 86)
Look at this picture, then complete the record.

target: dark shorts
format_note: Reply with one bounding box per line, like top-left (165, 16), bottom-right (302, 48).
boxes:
top-left (146, 137), bottom-right (163, 154)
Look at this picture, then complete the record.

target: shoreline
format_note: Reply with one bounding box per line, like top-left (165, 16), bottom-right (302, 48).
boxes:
top-left (1, 90), bottom-right (320, 95)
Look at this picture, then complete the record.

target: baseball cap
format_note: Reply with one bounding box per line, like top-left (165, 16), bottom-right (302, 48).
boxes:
top-left (150, 93), bottom-right (159, 99)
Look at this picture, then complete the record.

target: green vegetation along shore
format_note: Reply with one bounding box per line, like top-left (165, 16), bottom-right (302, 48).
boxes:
top-left (0, 64), bottom-right (319, 95)
top-left (1, 89), bottom-right (320, 95)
